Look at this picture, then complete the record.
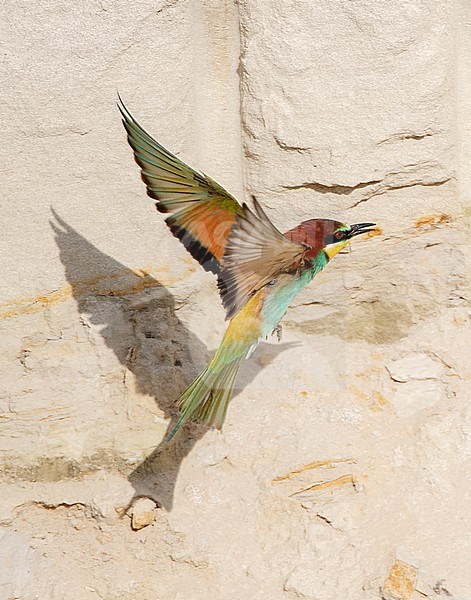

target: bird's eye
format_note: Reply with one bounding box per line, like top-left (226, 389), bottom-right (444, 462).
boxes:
top-left (334, 231), bottom-right (346, 241)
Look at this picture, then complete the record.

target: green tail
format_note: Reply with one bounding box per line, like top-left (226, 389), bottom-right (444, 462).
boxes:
top-left (162, 355), bottom-right (243, 446)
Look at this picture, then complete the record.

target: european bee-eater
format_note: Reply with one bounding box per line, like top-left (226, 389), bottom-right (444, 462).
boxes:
top-left (119, 99), bottom-right (376, 444)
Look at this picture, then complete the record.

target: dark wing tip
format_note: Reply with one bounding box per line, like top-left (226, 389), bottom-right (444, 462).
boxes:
top-left (217, 273), bottom-right (237, 320)
top-left (155, 201), bottom-right (169, 213)
top-left (166, 217), bottom-right (221, 276)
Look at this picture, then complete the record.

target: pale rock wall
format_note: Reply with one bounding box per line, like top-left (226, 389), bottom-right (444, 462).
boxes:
top-left (1, 1), bottom-right (470, 599)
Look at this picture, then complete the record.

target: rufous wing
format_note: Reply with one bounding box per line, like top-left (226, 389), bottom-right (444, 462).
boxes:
top-left (119, 98), bottom-right (243, 273)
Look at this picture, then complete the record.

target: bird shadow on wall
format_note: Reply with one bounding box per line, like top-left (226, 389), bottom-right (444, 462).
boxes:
top-left (51, 211), bottom-right (296, 511)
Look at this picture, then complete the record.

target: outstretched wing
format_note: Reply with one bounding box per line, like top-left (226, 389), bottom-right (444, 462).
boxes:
top-left (219, 199), bottom-right (310, 319)
top-left (119, 98), bottom-right (243, 274)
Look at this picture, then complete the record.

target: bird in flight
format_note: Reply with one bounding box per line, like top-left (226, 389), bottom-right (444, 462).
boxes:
top-left (118, 99), bottom-right (377, 444)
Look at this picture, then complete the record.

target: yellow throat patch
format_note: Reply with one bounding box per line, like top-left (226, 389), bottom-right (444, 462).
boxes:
top-left (324, 239), bottom-right (349, 260)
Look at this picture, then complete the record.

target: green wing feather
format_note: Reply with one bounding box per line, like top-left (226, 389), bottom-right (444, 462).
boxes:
top-left (119, 97), bottom-right (243, 273)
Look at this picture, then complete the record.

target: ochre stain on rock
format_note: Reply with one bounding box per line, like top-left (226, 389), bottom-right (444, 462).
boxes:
top-left (290, 474), bottom-right (355, 497)
top-left (364, 226), bottom-right (383, 239)
top-left (414, 213), bottom-right (453, 229)
top-left (381, 560), bottom-right (417, 600)
top-left (273, 458), bottom-right (357, 483)
top-left (370, 391), bottom-right (389, 412)
top-left (349, 386), bottom-right (389, 412)
top-left (0, 266), bottom-right (179, 320)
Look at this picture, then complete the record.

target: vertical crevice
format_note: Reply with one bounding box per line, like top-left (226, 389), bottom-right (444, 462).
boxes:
top-left (235, 0), bottom-right (250, 204)
top-left (191, 0), bottom-right (245, 201)
top-left (455, 0), bottom-right (471, 212)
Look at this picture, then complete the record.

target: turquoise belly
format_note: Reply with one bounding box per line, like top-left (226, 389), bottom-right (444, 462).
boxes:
top-left (260, 254), bottom-right (327, 338)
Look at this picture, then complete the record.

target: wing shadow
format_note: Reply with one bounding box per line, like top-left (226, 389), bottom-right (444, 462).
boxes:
top-left (51, 212), bottom-right (297, 510)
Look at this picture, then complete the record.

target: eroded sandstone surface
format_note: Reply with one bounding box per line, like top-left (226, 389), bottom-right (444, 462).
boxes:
top-left (1, 1), bottom-right (470, 598)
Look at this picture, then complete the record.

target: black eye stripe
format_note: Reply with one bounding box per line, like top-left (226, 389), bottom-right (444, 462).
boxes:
top-left (324, 230), bottom-right (346, 245)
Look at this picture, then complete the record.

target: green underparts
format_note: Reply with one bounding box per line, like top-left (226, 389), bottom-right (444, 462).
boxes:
top-left (261, 252), bottom-right (328, 337)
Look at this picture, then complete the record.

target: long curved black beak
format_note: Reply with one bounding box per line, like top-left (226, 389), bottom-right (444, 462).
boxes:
top-left (347, 222), bottom-right (376, 238)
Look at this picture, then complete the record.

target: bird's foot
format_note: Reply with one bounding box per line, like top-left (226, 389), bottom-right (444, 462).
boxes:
top-left (272, 324), bottom-right (283, 342)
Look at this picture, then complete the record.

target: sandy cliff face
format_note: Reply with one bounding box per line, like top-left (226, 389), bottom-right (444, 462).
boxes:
top-left (1, 1), bottom-right (469, 598)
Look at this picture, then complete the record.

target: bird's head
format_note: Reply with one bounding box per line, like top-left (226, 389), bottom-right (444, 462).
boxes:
top-left (322, 220), bottom-right (377, 260)
top-left (285, 219), bottom-right (377, 260)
